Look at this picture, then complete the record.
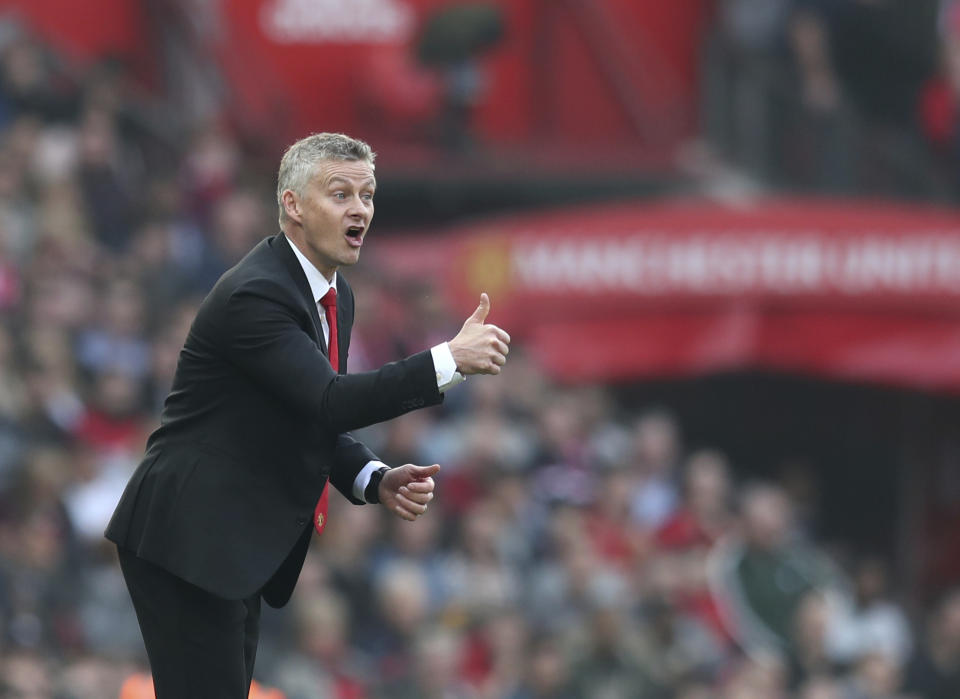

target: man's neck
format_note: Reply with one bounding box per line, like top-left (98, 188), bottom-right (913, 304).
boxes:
top-left (283, 230), bottom-right (336, 283)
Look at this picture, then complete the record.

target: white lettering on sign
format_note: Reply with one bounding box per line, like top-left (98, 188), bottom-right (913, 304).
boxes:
top-left (510, 232), bottom-right (960, 297)
top-left (261, 0), bottom-right (415, 43)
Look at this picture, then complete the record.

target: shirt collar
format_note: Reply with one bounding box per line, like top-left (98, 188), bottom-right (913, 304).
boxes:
top-left (284, 234), bottom-right (337, 304)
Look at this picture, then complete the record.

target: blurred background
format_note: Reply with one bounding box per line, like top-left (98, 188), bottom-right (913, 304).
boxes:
top-left (0, 0), bottom-right (959, 697)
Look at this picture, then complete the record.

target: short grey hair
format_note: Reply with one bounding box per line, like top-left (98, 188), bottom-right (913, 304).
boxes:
top-left (276, 132), bottom-right (376, 225)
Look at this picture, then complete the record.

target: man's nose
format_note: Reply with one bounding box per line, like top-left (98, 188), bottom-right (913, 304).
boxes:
top-left (346, 195), bottom-right (367, 217)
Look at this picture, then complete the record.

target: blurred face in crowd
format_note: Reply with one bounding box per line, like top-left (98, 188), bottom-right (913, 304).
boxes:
top-left (281, 158), bottom-right (375, 280)
top-left (376, 562), bottom-right (428, 636)
top-left (686, 450), bottom-right (730, 517)
top-left (854, 653), bottom-right (901, 697)
top-left (633, 411), bottom-right (680, 474)
top-left (414, 628), bottom-right (463, 695)
top-left (743, 486), bottom-right (792, 550)
top-left (1, 653), bottom-right (53, 699)
top-left (935, 591), bottom-right (960, 650)
top-left (297, 592), bottom-right (348, 660)
top-left (57, 656), bottom-right (127, 699)
top-left (78, 108), bottom-right (118, 167)
top-left (798, 676), bottom-right (844, 699)
top-left (3, 40), bottom-right (45, 91)
top-left (92, 370), bottom-right (142, 418)
top-left (213, 190), bottom-right (269, 264)
top-left (482, 610), bottom-right (526, 660)
top-left (722, 655), bottom-right (787, 699)
top-left (676, 685), bottom-right (713, 699)
top-left (854, 558), bottom-right (888, 606)
top-left (462, 503), bottom-right (501, 560)
top-left (528, 638), bottom-right (568, 693)
top-left (103, 279), bottom-right (145, 336)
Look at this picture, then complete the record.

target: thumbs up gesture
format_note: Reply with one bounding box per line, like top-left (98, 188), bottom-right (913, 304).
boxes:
top-left (448, 292), bottom-right (511, 375)
top-left (379, 464), bottom-right (440, 521)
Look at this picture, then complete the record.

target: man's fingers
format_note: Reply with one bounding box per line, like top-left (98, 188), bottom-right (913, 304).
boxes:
top-left (396, 493), bottom-right (430, 513)
top-left (490, 325), bottom-right (510, 344)
top-left (494, 340), bottom-right (509, 356)
top-left (401, 479), bottom-right (435, 494)
top-left (395, 493), bottom-right (428, 515)
top-left (397, 494), bottom-right (429, 515)
top-left (464, 292), bottom-right (490, 326)
top-left (394, 504), bottom-right (417, 521)
top-left (398, 488), bottom-right (434, 505)
top-left (491, 353), bottom-right (506, 367)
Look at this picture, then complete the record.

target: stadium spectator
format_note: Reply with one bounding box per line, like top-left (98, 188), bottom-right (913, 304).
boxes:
top-left (268, 589), bottom-right (366, 699)
top-left (657, 449), bottom-right (734, 550)
top-left (628, 409), bottom-right (682, 530)
top-left (507, 633), bottom-right (574, 699)
top-left (702, 0), bottom-right (793, 178)
top-left (825, 556), bottom-right (912, 668)
top-left (904, 588), bottom-right (960, 698)
top-left (75, 276), bottom-right (151, 380)
top-left (375, 625), bottom-right (474, 699)
top-left (789, 0), bottom-right (938, 193)
top-left (0, 650), bottom-right (55, 698)
top-left (0, 31), bottom-right (77, 125)
top-left (711, 483), bottom-right (841, 655)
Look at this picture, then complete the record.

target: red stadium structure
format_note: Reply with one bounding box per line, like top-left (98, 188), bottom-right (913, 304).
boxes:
top-left (5, 0), bottom-right (708, 166)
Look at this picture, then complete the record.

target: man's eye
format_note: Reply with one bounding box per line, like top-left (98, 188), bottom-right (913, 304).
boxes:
top-left (333, 192), bottom-right (346, 200)
top-left (362, 193), bottom-right (374, 201)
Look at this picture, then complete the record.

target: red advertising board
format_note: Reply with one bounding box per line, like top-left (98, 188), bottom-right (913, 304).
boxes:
top-left (371, 198), bottom-right (960, 391)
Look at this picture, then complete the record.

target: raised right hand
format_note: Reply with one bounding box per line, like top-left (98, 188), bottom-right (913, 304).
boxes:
top-left (448, 293), bottom-right (511, 375)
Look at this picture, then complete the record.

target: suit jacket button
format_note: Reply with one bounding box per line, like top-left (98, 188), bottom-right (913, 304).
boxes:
top-left (296, 517), bottom-right (307, 527)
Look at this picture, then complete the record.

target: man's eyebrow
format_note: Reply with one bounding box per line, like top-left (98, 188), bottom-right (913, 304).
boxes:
top-left (327, 176), bottom-right (377, 188)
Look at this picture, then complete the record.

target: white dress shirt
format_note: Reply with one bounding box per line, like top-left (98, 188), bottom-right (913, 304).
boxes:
top-left (284, 235), bottom-right (463, 501)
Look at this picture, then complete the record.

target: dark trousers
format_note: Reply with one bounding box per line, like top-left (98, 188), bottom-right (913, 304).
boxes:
top-left (117, 547), bottom-right (262, 698)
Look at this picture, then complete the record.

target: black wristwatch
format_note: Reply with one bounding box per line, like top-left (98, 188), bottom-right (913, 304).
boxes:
top-left (364, 466), bottom-right (391, 504)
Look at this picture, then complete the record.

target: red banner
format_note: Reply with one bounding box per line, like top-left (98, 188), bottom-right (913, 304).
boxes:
top-left (372, 198), bottom-right (960, 391)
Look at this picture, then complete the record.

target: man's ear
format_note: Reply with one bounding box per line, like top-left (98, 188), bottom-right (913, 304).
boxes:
top-left (281, 190), bottom-right (301, 223)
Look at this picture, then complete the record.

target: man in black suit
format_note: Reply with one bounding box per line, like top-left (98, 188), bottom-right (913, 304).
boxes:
top-left (105, 132), bottom-right (510, 697)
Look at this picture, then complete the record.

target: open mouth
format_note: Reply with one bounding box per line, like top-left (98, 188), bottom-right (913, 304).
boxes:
top-left (345, 226), bottom-right (364, 247)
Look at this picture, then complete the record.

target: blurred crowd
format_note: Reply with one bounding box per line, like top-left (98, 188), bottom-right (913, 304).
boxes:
top-left (704, 0), bottom-right (960, 200)
top-left (1, 9), bottom-right (960, 699)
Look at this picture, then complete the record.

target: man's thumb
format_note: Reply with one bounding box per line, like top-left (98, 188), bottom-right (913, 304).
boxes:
top-left (466, 292), bottom-right (490, 325)
top-left (410, 464), bottom-right (441, 479)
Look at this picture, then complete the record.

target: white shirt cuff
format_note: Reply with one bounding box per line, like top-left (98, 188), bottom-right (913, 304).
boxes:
top-left (353, 460), bottom-right (388, 502)
top-left (431, 342), bottom-right (465, 394)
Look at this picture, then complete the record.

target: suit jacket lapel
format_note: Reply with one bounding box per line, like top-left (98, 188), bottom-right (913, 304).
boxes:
top-left (335, 291), bottom-right (348, 373)
top-left (268, 234), bottom-right (328, 355)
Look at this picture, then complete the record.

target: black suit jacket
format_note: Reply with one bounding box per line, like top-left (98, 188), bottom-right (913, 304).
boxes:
top-left (105, 234), bottom-right (442, 607)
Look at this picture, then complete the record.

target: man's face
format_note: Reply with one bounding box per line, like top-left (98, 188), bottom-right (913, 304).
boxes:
top-left (286, 158), bottom-right (375, 278)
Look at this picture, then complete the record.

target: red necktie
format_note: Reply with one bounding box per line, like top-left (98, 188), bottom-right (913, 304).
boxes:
top-left (314, 287), bottom-right (338, 535)
top-left (319, 287), bottom-right (339, 373)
